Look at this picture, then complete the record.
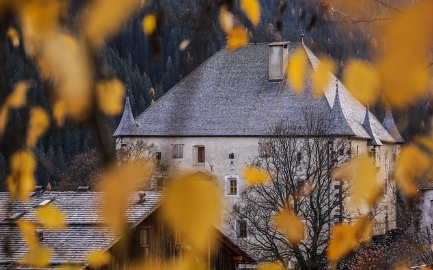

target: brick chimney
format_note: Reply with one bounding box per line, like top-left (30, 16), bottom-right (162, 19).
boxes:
top-left (268, 41), bottom-right (289, 82)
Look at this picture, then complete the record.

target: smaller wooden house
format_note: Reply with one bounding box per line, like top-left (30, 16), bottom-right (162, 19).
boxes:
top-left (0, 189), bottom-right (254, 270)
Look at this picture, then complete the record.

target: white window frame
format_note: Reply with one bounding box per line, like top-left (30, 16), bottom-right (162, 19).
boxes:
top-left (225, 175), bottom-right (240, 196)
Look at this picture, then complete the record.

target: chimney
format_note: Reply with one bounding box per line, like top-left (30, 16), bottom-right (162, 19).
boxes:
top-left (77, 186), bottom-right (90, 192)
top-left (268, 42), bottom-right (290, 82)
top-left (32, 186), bottom-right (44, 197)
top-left (137, 191), bottom-right (146, 204)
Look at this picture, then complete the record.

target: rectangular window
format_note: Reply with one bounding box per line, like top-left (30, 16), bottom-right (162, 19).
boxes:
top-left (229, 179), bottom-right (237, 195)
top-left (155, 152), bottom-right (161, 160)
top-left (197, 146), bottom-right (205, 163)
top-left (121, 143), bottom-right (127, 148)
top-left (172, 144), bottom-right (183, 158)
top-left (140, 227), bottom-right (151, 256)
top-left (156, 178), bottom-right (164, 191)
top-left (237, 220), bottom-right (247, 238)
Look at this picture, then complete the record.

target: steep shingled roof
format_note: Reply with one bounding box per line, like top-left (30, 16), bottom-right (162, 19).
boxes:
top-left (115, 43), bottom-right (395, 143)
top-left (0, 191), bottom-right (162, 268)
top-left (382, 108), bottom-right (405, 143)
top-left (113, 97), bottom-right (137, 136)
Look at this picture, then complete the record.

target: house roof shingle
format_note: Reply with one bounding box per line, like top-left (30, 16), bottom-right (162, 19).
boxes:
top-left (382, 107), bottom-right (405, 143)
top-left (115, 43), bottom-right (395, 143)
top-left (113, 97), bottom-right (137, 137)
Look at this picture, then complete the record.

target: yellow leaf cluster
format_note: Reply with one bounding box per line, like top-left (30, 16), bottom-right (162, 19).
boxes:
top-left (311, 56), bottom-right (336, 98)
top-left (378, 1), bottom-right (433, 108)
top-left (97, 162), bottom-right (149, 232)
top-left (258, 263), bottom-right (283, 270)
top-left (37, 205), bottom-right (67, 229)
top-left (7, 150), bottom-right (36, 201)
top-left (328, 216), bottom-right (373, 264)
top-left (27, 107), bottom-right (50, 147)
top-left (219, 6), bottom-right (234, 34)
top-left (287, 48), bottom-right (307, 94)
top-left (394, 145), bottom-right (430, 197)
top-left (83, 0), bottom-right (141, 48)
top-left (162, 173), bottom-right (221, 253)
top-left (87, 251), bottom-right (111, 269)
top-left (273, 209), bottom-right (304, 245)
top-left (342, 59), bottom-right (380, 106)
top-left (21, 246), bottom-right (51, 268)
top-left (242, 166), bottom-right (271, 185)
top-left (227, 27), bottom-right (248, 52)
top-left (7, 27), bottom-right (20, 47)
top-left (17, 221), bottom-right (38, 247)
top-left (142, 14), bottom-right (157, 36)
top-left (96, 79), bottom-right (126, 115)
top-left (240, 0), bottom-right (261, 27)
top-left (53, 100), bottom-right (66, 127)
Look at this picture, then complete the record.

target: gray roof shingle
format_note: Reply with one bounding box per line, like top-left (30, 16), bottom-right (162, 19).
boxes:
top-left (382, 107), bottom-right (405, 143)
top-left (113, 97), bottom-right (137, 137)
top-left (362, 108), bottom-right (383, 146)
top-left (115, 43), bottom-right (395, 143)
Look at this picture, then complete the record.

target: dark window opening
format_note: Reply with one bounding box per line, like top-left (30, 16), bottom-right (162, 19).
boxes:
top-left (237, 220), bottom-right (247, 238)
top-left (229, 179), bottom-right (237, 195)
top-left (197, 146), bottom-right (205, 163)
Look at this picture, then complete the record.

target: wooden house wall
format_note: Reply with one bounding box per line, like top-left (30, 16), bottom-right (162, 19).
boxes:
top-left (105, 208), bottom-right (243, 270)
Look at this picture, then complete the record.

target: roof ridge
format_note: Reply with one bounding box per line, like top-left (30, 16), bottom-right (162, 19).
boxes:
top-left (135, 46), bottom-right (227, 121)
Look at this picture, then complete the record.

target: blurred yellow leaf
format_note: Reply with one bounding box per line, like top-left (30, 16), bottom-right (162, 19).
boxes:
top-left (37, 205), bottom-right (67, 229)
top-left (287, 48), bottom-right (307, 94)
top-left (27, 107), bottom-right (50, 147)
top-left (395, 145), bottom-right (429, 197)
top-left (240, 0), bottom-right (261, 26)
top-left (38, 33), bottom-right (92, 122)
top-left (179, 39), bottom-right (190, 51)
top-left (21, 246), bottom-right (51, 268)
top-left (227, 26), bottom-right (248, 52)
top-left (311, 56), bottom-right (336, 98)
top-left (142, 14), bottom-right (157, 36)
top-left (96, 79), bottom-right (126, 115)
top-left (378, 1), bottom-right (433, 108)
top-left (354, 216), bottom-right (373, 244)
top-left (0, 106), bottom-right (8, 135)
top-left (56, 265), bottom-right (82, 270)
top-left (394, 265), bottom-right (411, 270)
top-left (6, 81), bottom-right (30, 109)
top-left (7, 27), bottom-right (20, 47)
top-left (219, 6), bottom-right (234, 34)
top-left (53, 100), bottom-right (66, 127)
top-left (328, 223), bottom-right (358, 263)
top-left (333, 156), bottom-right (381, 208)
top-left (243, 166), bottom-right (271, 185)
top-left (342, 59), bottom-right (380, 106)
top-left (162, 173), bottom-right (221, 253)
top-left (274, 208), bottom-right (304, 245)
top-left (97, 162), bottom-right (149, 232)
top-left (87, 251), bottom-right (111, 269)
top-left (17, 221), bottom-right (38, 247)
top-left (83, 0), bottom-right (140, 48)
top-left (18, 0), bottom-right (66, 56)
top-left (7, 150), bottom-right (36, 201)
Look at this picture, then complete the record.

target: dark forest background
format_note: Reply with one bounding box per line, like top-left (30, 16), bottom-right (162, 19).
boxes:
top-left (0, 0), bottom-right (429, 190)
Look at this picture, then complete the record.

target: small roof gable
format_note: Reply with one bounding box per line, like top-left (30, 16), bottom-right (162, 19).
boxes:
top-left (327, 82), bottom-right (355, 136)
top-left (362, 108), bottom-right (382, 146)
top-left (382, 108), bottom-right (404, 143)
top-left (113, 97), bottom-right (137, 137)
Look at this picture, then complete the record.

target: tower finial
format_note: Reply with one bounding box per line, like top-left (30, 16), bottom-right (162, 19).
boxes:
top-left (301, 31), bottom-right (304, 44)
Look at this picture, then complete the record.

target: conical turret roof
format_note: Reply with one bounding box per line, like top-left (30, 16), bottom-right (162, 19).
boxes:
top-left (327, 82), bottom-right (355, 136)
top-left (382, 107), bottom-right (404, 143)
top-left (363, 108), bottom-right (382, 146)
top-left (113, 97), bottom-right (136, 136)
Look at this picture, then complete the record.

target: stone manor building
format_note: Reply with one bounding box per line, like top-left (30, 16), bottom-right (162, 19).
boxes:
top-left (114, 41), bottom-right (404, 240)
